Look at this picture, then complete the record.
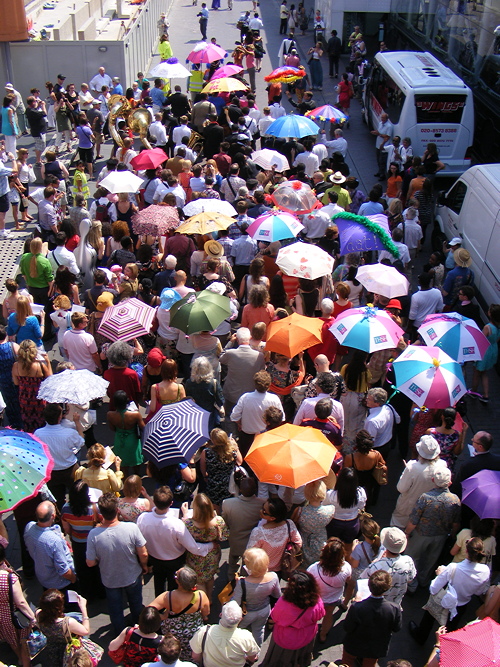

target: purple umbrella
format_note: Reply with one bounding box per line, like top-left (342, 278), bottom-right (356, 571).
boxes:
top-left (461, 469), bottom-right (500, 519)
top-left (332, 212), bottom-right (393, 256)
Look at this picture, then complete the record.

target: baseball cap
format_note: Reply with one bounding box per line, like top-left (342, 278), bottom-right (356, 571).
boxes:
top-left (449, 237), bottom-right (461, 247)
top-left (5, 83), bottom-right (14, 90)
top-left (57, 74), bottom-right (66, 80)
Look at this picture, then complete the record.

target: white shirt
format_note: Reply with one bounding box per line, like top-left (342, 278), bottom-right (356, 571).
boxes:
top-left (258, 116), bottom-right (274, 136)
top-left (294, 394), bottom-right (344, 433)
top-left (63, 328), bottom-right (98, 371)
top-left (430, 560), bottom-right (490, 607)
top-left (320, 136), bottom-right (348, 158)
top-left (396, 220), bottom-right (422, 250)
top-left (379, 241), bottom-right (411, 266)
top-left (301, 209), bottom-right (332, 239)
top-left (172, 124), bottom-right (192, 146)
top-left (311, 143), bottom-right (328, 162)
top-left (153, 183), bottom-right (186, 207)
top-left (293, 151), bottom-right (319, 178)
top-left (409, 288), bottom-right (443, 327)
top-left (248, 108), bottom-right (262, 123)
top-left (34, 423), bottom-right (84, 471)
top-left (231, 390), bottom-right (284, 434)
top-left (89, 72), bottom-right (113, 92)
top-left (48, 246), bottom-right (80, 277)
top-left (137, 508), bottom-right (213, 560)
top-left (249, 17), bottom-right (263, 30)
top-left (324, 487), bottom-right (367, 520)
top-left (321, 202), bottom-right (344, 217)
top-left (78, 90), bottom-right (94, 111)
top-left (384, 143), bottom-right (403, 171)
top-left (364, 404), bottom-right (398, 448)
top-left (376, 120), bottom-right (393, 149)
top-left (269, 103), bottom-right (286, 120)
top-left (149, 121), bottom-right (168, 146)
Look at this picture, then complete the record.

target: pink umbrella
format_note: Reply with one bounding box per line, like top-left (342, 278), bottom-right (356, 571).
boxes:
top-left (132, 205), bottom-right (179, 236)
top-left (440, 617), bottom-right (500, 667)
top-left (211, 64), bottom-right (244, 80)
top-left (187, 43), bottom-right (227, 64)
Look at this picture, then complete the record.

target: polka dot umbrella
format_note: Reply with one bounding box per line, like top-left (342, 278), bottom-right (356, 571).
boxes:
top-left (0, 429), bottom-right (54, 511)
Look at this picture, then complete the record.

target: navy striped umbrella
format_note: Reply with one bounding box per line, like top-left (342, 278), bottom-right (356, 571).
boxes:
top-left (143, 399), bottom-right (210, 468)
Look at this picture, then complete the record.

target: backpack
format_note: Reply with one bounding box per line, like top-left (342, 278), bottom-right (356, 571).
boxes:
top-left (95, 201), bottom-right (112, 222)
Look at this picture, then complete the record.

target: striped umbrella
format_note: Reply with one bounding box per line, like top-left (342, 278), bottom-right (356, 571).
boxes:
top-left (0, 429), bottom-right (54, 511)
top-left (98, 298), bottom-right (156, 342)
top-left (329, 306), bottom-right (404, 353)
top-left (247, 210), bottom-right (304, 242)
top-left (392, 345), bottom-right (467, 408)
top-left (143, 399), bottom-right (210, 468)
top-left (305, 104), bottom-right (349, 123)
top-left (417, 312), bottom-right (490, 363)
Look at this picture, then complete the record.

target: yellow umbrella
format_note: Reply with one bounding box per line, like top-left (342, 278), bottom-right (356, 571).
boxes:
top-left (202, 77), bottom-right (249, 94)
top-left (176, 211), bottom-right (235, 235)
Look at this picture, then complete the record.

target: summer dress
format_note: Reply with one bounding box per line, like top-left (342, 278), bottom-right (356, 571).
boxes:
top-left (161, 590), bottom-right (204, 661)
top-left (183, 516), bottom-right (229, 582)
top-left (297, 504), bottom-right (335, 567)
top-left (204, 447), bottom-right (237, 506)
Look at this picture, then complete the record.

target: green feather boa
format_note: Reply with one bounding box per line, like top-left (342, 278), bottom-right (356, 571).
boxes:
top-left (332, 211), bottom-right (400, 258)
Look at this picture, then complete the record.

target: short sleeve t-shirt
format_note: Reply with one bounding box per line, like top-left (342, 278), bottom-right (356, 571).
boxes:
top-left (307, 561), bottom-right (352, 604)
top-left (86, 523), bottom-right (146, 588)
top-left (63, 329), bottom-right (98, 371)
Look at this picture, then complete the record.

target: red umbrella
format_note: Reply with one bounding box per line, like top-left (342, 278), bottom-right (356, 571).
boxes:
top-left (132, 205), bottom-right (179, 236)
top-left (130, 148), bottom-right (167, 171)
top-left (440, 617), bottom-right (500, 667)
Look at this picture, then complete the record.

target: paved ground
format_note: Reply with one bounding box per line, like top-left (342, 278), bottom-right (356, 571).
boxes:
top-left (1, 1), bottom-right (499, 665)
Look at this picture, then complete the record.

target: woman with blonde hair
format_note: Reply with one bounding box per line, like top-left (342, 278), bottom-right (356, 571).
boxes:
top-left (7, 295), bottom-right (43, 347)
top-left (117, 474), bottom-right (152, 522)
top-left (232, 548), bottom-right (281, 645)
top-left (204, 159), bottom-right (223, 189)
top-left (50, 294), bottom-right (72, 357)
top-left (118, 262), bottom-right (139, 300)
top-left (19, 237), bottom-right (54, 338)
top-left (74, 443), bottom-right (123, 493)
top-left (87, 220), bottom-right (105, 260)
top-left (110, 191), bottom-right (138, 232)
top-left (12, 339), bottom-right (52, 431)
top-left (200, 427), bottom-right (242, 510)
top-left (293, 480), bottom-right (335, 567)
top-left (182, 493), bottom-right (228, 599)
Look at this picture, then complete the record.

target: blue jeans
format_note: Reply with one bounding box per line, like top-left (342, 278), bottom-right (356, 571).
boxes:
top-left (105, 574), bottom-right (143, 634)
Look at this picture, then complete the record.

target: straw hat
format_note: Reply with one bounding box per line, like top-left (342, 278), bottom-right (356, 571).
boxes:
top-left (96, 291), bottom-right (114, 312)
top-left (454, 248), bottom-right (472, 267)
top-left (329, 171), bottom-right (346, 184)
top-left (204, 240), bottom-right (224, 259)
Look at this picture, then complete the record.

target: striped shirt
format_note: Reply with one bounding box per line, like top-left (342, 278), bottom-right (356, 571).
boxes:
top-left (61, 503), bottom-right (99, 543)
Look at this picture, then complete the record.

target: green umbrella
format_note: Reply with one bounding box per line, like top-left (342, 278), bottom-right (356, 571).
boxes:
top-left (169, 290), bottom-right (231, 334)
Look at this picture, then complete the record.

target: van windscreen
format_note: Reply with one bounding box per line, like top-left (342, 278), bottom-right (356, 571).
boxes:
top-left (414, 95), bottom-right (467, 124)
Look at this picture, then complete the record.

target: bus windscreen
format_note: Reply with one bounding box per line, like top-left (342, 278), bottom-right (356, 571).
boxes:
top-left (414, 95), bottom-right (467, 124)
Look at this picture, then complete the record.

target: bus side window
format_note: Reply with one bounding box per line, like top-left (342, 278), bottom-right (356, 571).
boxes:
top-left (447, 181), bottom-right (467, 215)
top-left (373, 67), bottom-right (406, 123)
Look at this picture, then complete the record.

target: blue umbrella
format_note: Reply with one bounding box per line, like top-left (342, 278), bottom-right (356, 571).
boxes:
top-left (143, 399), bottom-right (210, 468)
top-left (265, 114), bottom-right (319, 138)
top-left (0, 429), bottom-right (54, 511)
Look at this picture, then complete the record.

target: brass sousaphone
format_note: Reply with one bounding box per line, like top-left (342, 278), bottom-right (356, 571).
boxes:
top-left (107, 94), bottom-right (152, 149)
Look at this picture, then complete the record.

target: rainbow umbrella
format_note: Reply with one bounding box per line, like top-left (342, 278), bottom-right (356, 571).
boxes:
top-left (0, 429), bottom-right (54, 511)
top-left (329, 306), bottom-right (404, 353)
top-left (211, 64), bottom-right (244, 80)
top-left (187, 42), bottom-right (227, 64)
top-left (392, 345), bottom-right (467, 408)
top-left (264, 66), bottom-right (307, 84)
top-left (417, 312), bottom-right (490, 363)
top-left (247, 210), bottom-right (304, 243)
top-left (305, 104), bottom-right (349, 123)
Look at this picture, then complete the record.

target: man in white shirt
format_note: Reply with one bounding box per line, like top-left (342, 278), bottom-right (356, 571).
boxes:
top-left (220, 165), bottom-right (246, 203)
top-left (294, 372), bottom-right (344, 432)
top-left (269, 98), bottom-right (286, 119)
top-left (231, 371), bottom-right (284, 456)
top-left (319, 128), bottom-right (348, 158)
top-left (379, 228), bottom-right (411, 269)
top-left (249, 12), bottom-right (263, 31)
top-left (63, 312), bottom-right (101, 372)
top-left (78, 83), bottom-right (94, 112)
top-left (321, 190), bottom-right (345, 216)
top-left (364, 387), bottom-right (400, 461)
top-left (401, 137), bottom-right (413, 167)
top-left (396, 208), bottom-right (422, 261)
top-left (153, 175), bottom-right (186, 207)
top-left (383, 135), bottom-right (403, 173)
top-left (172, 116), bottom-right (192, 146)
top-left (371, 112), bottom-right (393, 179)
top-left (311, 141), bottom-right (328, 163)
top-left (89, 67), bottom-right (113, 93)
top-left (137, 486), bottom-right (213, 596)
top-left (35, 403), bottom-right (85, 509)
top-left (48, 232), bottom-right (80, 277)
top-left (408, 272), bottom-right (444, 329)
top-left (149, 113), bottom-right (168, 149)
top-left (258, 108), bottom-right (274, 146)
top-left (301, 208), bottom-right (332, 240)
top-left (293, 140), bottom-right (319, 178)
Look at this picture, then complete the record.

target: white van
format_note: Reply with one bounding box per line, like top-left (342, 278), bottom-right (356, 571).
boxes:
top-left (435, 164), bottom-right (500, 313)
top-left (363, 51), bottom-right (474, 177)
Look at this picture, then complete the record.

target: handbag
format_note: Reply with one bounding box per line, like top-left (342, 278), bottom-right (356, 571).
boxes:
top-left (422, 564), bottom-right (457, 625)
top-left (280, 520), bottom-right (303, 581)
top-left (63, 618), bottom-right (104, 667)
top-left (108, 626), bottom-right (135, 664)
top-left (7, 572), bottom-right (32, 629)
top-left (218, 574), bottom-right (239, 605)
top-left (28, 165), bottom-right (36, 183)
top-left (372, 461), bottom-right (388, 485)
top-left (27, 627), bottom-right (47, 658)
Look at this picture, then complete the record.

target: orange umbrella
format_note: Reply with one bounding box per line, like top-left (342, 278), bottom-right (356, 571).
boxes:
top-left (266, 312), bottom-right (323, 358)
top-left (245, 424), bottom-right (337, 488)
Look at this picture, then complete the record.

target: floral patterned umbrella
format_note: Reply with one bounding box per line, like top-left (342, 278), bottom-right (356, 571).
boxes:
top-left (131, 205), bottom-right (179, 236)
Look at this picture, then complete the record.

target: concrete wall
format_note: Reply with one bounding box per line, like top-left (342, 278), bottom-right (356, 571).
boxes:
top-left (315, 0), bottom-right (391, 43)
top-left (123, 0), bottom-right (166, 86)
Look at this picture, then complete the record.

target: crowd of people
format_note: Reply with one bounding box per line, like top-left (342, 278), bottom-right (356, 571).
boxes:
top-left (0, 4), bottom-right (499, 667)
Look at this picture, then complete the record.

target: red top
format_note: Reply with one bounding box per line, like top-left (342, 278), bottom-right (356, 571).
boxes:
top-left (333, 301), bottom-right (352, 318)
top-left (104, 366), bottom-right (142, 410)
top-left (65, 234), bottom-right (80, 251)
top-left (307, 315), bottom-right (338, 363)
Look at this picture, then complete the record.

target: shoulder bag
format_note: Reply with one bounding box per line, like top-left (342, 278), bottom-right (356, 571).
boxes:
top-left (63, 617), bottom-right (104, 667)
top-left (422, 563), bottom-right (458, 625)
top-left (7, 571), bottom-right (32, 629)
top-left (108, 626), bottom-right (135, 664)
top-left (372, 453), bottom-right (388, 485)
top-left (280, 519), bottom-right (303, 581)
